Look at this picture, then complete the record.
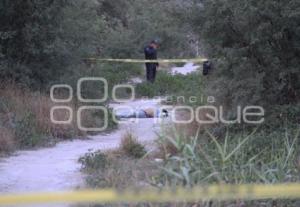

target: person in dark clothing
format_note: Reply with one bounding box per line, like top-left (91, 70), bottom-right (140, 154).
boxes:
top-left (144, 40), bottom-right (159, 83)
top-left (203, 60), bottom-right (212, 76)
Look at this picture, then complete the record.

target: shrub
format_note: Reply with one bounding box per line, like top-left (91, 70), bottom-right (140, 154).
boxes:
top-left (79, 151), bottom-right (108, 172)
top-left (120, 132), bottom-right (147, 159)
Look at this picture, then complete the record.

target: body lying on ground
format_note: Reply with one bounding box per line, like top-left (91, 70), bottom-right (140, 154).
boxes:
top-left (115, 108), bottom-right (168, 119)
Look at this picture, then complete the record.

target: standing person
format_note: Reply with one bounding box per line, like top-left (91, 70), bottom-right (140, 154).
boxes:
top-left (144, 40), bottom-right (159, 83)
top-left (203, 60), bottom-right (212, 76)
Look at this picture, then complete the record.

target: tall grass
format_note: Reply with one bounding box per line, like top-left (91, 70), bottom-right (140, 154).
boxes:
top-left (0, 83), bottom-right (87, 153)
top-left (158, 127), bottom-right (299, 186)
top-left (154, 127), bottom-right (300, 206)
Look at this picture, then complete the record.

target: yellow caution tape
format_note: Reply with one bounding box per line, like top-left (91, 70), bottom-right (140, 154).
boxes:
top-left (84, 58), bottom-right (208, 63)
top-left (1, 184), bottom-right (300, 205)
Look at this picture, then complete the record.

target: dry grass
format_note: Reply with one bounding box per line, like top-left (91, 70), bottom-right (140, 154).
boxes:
top-left (0, 83), bottom-right (89, 152)
top-left (79, 149), bottom-right (159, 191)
top-left (79, 133), bottom-right (158, 191)
top-left (119, 131), bottom-right (147, 158)
top-left (174, 106), bottom-right (217, 137)
top-left (0, 127), bottom-right (15, 153)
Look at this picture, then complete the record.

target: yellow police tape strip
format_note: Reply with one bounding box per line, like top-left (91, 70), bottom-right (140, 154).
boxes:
top-left (84, 58), bottom-right (208, 63)
top-left (1, 184), bottom-right (300, 205)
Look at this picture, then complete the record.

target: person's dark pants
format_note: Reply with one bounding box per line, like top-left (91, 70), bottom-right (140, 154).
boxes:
top-left (146, 63), bottom-right (157, 83)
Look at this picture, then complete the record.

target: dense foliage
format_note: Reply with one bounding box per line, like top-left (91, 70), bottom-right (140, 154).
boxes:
top-left (188, 0), bottom-right (300, 123)
top-left (0, 0), bottom-right (192, 89)
top-left (0, 1), bottom-right (101, 88)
